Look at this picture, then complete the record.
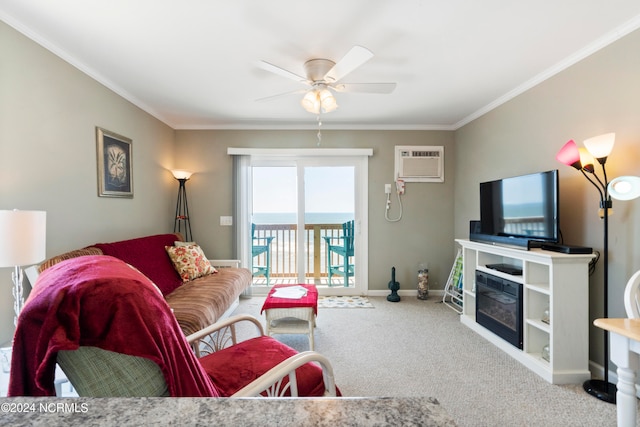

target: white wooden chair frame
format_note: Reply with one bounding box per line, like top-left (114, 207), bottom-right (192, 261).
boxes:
top-left (624, 269), bottom-right (640, 318)
top-left (186, 314), bottom-right (336, 397)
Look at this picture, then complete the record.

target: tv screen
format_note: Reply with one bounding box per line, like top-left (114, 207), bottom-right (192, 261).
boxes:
top-left (480, 170), bottom-right (559, 243)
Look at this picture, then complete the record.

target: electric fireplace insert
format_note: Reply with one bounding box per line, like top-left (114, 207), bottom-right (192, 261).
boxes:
top-left (475, 270), bottom-right (523, 349)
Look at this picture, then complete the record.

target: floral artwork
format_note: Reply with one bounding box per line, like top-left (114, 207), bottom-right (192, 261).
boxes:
top-left (96, 127), bottom-right (133, 198)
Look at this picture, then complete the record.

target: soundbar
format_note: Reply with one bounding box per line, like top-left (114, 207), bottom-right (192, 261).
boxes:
top-left (469, 232), bottom-right (532, 250)
top-left (539, 243), bottom-right (592, 254)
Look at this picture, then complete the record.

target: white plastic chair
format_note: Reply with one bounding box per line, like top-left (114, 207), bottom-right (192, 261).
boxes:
top-left (623, 270), bottom-right (640, 318)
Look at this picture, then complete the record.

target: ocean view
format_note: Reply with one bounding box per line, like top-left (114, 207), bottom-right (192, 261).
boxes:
top-left (252, 212), bottom-right (354, 225)
top-left (250, 212), bottom-right (356, 285)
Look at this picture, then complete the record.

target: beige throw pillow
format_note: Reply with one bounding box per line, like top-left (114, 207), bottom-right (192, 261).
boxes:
top-left (165, 244), bottom-right (217, 282)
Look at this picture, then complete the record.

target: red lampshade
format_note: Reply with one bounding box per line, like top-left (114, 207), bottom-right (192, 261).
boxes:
top-left (556, 140), bottom-right (582, 170)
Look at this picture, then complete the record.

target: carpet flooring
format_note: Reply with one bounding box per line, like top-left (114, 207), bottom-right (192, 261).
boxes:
top-left (233, 295), bottom-right (631, 427)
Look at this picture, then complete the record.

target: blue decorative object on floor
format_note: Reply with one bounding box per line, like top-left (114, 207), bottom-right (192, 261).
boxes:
top-left (387, 266), bottom-right (400, 302)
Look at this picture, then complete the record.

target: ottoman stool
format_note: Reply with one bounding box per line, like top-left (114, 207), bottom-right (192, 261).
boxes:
top-left (261, 284), bottom-right (318, 350)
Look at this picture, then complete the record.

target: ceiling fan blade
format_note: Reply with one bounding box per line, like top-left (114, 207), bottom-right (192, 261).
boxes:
top-left (255, 89), bottom-right (307, 102)
top-left (258, 60), bottom-right (308, 84)
top-left (325, 45), bottom-right (374, 83)
top-left (332, 82), bottom-right (397, 94)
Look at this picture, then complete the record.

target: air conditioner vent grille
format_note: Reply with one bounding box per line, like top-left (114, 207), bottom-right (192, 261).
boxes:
top-left (394, 145), bottom-right (444, 183)
top-left (406, 150), bottom-right (441, 158)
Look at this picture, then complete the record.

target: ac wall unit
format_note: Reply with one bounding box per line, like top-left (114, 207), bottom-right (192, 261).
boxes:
top-left (394, 146), bottom-right (444, 183)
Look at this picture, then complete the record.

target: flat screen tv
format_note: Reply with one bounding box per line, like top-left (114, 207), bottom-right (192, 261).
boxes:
top-left (474, 170), bottom-right (559, 249)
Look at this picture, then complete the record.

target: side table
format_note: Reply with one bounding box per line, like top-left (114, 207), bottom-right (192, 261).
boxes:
top-left (593, 318), bottom-right (640, 427)
top-left (261, 285), bottom-right (318, 350)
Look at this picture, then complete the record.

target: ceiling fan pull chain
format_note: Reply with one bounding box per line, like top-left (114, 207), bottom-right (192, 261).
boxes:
top-left (317, 114), bottom-right (322, 146)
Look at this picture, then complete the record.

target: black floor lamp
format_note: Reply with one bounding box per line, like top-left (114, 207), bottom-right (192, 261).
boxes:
top-left (171, 170), bottom-right (193, 242)
top-left (556, 132), bottom-right (617, 404)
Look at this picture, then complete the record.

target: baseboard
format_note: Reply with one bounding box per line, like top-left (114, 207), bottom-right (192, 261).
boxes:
top-left (244, 288), bottom-right (445, 298)
top-left (366, 289), bottom-right (444, 298)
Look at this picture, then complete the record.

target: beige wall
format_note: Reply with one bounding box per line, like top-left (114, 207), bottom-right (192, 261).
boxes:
top-left (0, 19), bottom-right (457, 346)
top-left (0, 22), bottom-right (177, 344)
top-left (4, 14), bottom-right (640, 374)
top-left (454, 28), bottom-right (640, 369)
top-left (174, 129), bottom-right (456, 293)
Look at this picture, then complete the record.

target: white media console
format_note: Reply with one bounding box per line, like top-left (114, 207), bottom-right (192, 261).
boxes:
top-left (456, 239), bottom-right (595, 384)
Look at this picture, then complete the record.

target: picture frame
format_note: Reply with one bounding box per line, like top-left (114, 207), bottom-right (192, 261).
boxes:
top-left (96, 127), bottom-right (133, 198)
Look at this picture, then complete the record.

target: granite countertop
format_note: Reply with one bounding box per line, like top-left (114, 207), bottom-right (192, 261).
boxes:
top-left (0, 396), bottom-right (456, 426)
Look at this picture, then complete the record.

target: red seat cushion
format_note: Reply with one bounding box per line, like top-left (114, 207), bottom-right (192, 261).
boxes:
top-left (199, 336), bottom-right (336, 397)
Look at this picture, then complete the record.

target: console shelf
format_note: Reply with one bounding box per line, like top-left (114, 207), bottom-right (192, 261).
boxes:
top-left (456, 239), bottom-right (595, 384)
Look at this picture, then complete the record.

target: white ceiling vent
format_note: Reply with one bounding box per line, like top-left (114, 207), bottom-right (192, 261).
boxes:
top-left (394, 146), bottom-right (444, 183)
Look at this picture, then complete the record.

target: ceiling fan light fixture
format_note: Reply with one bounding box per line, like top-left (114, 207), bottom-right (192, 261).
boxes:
top-left (261, 45), bottom-right (395, 117)
top-left (319, 89), bottom-right (338, 113)
top-left (301, 90), bottom-right (320, 114)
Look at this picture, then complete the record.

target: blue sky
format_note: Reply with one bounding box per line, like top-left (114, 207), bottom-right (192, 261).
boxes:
top-left (253, 166), bottom-right (354, 213)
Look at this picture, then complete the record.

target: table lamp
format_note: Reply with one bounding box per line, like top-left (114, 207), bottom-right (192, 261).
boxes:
top-left (0, 210), bottom-right (46, 326)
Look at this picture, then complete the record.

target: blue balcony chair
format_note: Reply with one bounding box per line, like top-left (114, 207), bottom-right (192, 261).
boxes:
top-left (322, 220), bottom-right (355, 287)
top-left (252, 223), bottom-right (275, 285)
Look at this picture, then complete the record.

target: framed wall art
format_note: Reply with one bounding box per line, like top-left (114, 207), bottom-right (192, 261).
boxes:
top-left (96, 127), bottom-right (133, 198)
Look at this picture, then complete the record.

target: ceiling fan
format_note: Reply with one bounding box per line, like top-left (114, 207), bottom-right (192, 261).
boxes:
top-left (258, 45), bottom-right (396, 114)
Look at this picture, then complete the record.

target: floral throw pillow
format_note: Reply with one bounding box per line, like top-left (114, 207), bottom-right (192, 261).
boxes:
top-left (165, 244), bottom-right (217, 282)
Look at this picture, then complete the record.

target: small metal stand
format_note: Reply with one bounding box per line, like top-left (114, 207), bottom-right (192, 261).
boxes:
top-left (173, 178), bottom-right (192, 241)
top-left (443, 249), bottom-right (464, 313)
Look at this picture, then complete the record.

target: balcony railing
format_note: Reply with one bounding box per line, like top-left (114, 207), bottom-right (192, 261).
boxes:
top-left (503, 216), bottom-right (548, 237)
top-left (252, 223), bottom-right (352, 286)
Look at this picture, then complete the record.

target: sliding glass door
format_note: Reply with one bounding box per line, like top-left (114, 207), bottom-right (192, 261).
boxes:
top-left (249, 156), bottom-right (364, 294)
top-left (303, 165), bottom-right (355, 286)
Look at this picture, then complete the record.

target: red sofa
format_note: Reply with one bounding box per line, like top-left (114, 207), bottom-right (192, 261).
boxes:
top-left (36, 233), bottom-right (252, 335)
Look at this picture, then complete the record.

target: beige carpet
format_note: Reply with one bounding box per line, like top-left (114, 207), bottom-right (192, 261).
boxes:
top-left (234, 295), bottom-right (629, 427)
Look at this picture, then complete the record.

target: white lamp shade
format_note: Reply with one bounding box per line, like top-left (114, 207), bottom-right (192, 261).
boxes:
top-left (583, 132), bottom-right (615, 159)
top-left (319, 89), bottom-right (338, 113)
top-left (301, 91), bottom-right (320, 114)
top-left (171, 170), bottom-right (193, 180)
top-left (0, 210), bottom-right (47, 267)
top-left (608, 176), bottom-right (640, 201)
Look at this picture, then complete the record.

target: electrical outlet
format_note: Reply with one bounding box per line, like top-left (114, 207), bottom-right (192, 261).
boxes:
top-left (220, 216), bottom-right (233, 226)
top-left (385, 184), bottom-right (392, 194)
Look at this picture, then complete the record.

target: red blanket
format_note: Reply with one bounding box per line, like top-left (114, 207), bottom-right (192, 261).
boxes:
top-left (261, 284), bottom-right (318, 315)
top-left (8, 255), bottom-right (219, 397)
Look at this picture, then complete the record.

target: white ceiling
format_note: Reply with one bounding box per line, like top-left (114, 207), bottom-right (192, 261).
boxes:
top-left (2, 1), bottom-right (640, 130)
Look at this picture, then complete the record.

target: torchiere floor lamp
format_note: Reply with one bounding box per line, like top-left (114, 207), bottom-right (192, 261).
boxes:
top-left (556, 132), bottom-right (616, 403)
top-left (171, 170), bottom-right (193, 242)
